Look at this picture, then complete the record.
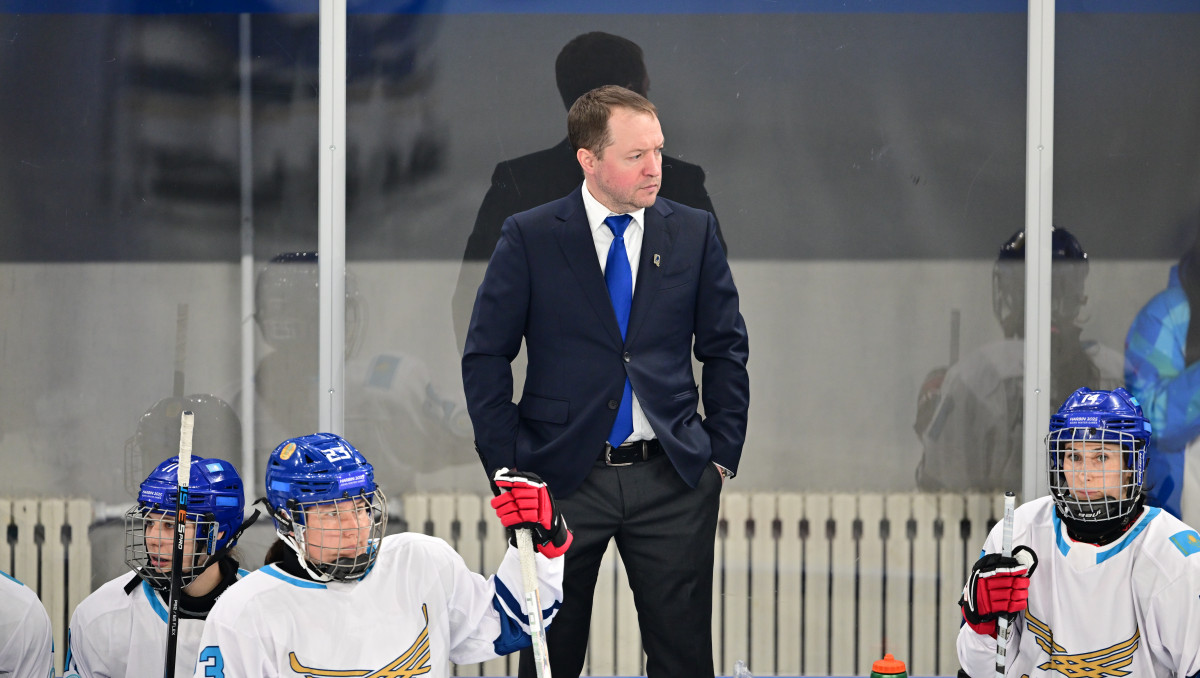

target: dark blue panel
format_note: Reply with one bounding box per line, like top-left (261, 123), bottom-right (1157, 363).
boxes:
top-left (2, 0), bottom-right (1026, 15)
top-left (5, 0), bottom-right (1200, 13)
top-left (4, 0), bottom-right (1195, 13)
top-left (0, 0), bottom-right (314, 11)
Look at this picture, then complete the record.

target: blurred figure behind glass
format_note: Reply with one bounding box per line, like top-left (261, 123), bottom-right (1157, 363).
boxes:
top-left (237, 252), bottom-right (475, 497)
top-left (914, 227), bottom-right (1124, 493)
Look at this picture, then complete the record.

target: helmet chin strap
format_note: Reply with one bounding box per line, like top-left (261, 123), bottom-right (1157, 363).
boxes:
top-left (281, 534), bottom-right (335, 582)
top-left (277, 533), bottom-right (374, 582)
top-left (1057, 492), bottom-right (1145, 546)
top-left (204, 509), bottom-right (261, 565)
top-left (267, 502), bottom-right (335, 583)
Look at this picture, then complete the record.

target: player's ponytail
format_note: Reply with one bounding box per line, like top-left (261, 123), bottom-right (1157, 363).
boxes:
top-left (264, 538), bottom-right (291, 565)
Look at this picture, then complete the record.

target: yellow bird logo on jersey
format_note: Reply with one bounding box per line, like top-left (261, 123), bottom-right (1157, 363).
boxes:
top-left (288, 604), bottom-right (433, 678)
top-left (1025, 611), bottom-right (1140, 677)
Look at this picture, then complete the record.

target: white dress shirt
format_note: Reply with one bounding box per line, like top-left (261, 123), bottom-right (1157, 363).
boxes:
top-left (581, 183), bottom-right (655, 444)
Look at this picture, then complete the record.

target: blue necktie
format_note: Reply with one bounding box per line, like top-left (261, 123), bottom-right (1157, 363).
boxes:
top-left (604, 214), bottom-right (634, 448)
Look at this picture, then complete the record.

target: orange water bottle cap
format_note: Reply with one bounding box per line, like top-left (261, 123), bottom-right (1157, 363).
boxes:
top-left (871, 653), bottom-right (907, 676)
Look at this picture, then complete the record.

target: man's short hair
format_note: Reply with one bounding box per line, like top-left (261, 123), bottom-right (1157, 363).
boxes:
top-left (567, 85), bottom-right (658, 157)
top-left (555, 32), bottom-right (650, 110)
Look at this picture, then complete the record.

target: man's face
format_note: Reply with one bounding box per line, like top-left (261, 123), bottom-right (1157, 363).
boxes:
top-left (1061, 440), bottom-right (1130, 501)
top-left (579, 107), bottom-right (663, 214)
top-left (302, 498), bottom-right (372, 564)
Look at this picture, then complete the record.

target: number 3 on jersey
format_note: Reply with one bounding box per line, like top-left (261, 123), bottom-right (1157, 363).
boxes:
top-left (198, 646), bottom-right (225, 678)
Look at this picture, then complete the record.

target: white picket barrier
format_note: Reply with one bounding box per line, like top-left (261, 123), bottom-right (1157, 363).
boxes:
top-left (1, 498), bottom-right (93, 676)
top-left (397, 492), bottom-right (1001, 677)
top-left (4, 493), bottom-right (997, 677)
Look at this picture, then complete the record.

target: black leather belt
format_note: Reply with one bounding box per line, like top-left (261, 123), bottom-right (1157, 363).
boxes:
top-left (600, 439), bottom-right (663, 466)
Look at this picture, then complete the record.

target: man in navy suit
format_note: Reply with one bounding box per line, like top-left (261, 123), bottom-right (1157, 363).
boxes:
top-left (462, 85), bottom-right (749, 678)
top-left (451, 31), bottom-right (724, 351)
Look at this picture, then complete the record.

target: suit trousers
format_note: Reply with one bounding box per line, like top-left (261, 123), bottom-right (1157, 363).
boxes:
top-left (519, 452), bottom-right (722, 678)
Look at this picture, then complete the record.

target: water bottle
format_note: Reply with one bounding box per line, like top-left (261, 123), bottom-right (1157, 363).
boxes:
top-left (870, 653), bottom-right (908, 678)
top-left (733, 659), bottom-right (753, 677)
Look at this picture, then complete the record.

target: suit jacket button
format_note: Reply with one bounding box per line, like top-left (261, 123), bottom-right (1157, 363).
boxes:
top-left (608, 400), bottom-right (619, 409)
top-left (623, 352), bottom-right (631, 363)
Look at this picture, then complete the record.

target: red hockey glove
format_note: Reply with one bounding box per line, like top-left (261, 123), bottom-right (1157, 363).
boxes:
top-left (490, 468), bottom-right (573, 558)
top-left (914, 366), bottom-right (947, 437)
top-left (960, 545), bottom-right (1037, 637)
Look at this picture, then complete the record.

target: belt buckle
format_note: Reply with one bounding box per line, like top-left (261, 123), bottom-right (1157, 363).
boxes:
top-left (604, 443), bottom-right (635, 467)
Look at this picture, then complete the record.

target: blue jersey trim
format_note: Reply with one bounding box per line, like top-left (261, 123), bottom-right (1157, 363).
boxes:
top-left (0, 569), bottom-right (24, 586)
top-left (1052, 507), bottom-right (1161, 562)
top-left (142, 580), bottom-right (170, 623)
top-left (1052, 510), bottom-right (1071, 557)
top-left (140, 567), bottom-right (253, 623)
top-left (492, 577), bottom-right (560, 648)
top-left (490, 594), bottom-right (531, 655)
top-left (262, 563), bottom-right (327, 589)
top-left (1096, 507), bottom-right (1160, 563)
top-left (493, 577), bottom-right (524, 623)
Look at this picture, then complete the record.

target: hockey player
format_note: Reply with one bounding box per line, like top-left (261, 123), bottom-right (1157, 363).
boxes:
top-left (916, 227), bottom-right (1124, 492)
top-left (957, 387), bottom-right (1200, 677)
top-left (194, 432), bottom-right (569, 677)
top-left (0, 569), bottom-right (54, 677)
top-left (67, 455), bottom-right (254, 677)
top-left (244, 252), bottom-right (475, 496)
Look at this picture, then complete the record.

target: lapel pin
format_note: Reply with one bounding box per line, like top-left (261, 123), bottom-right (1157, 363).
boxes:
top-left (653, 254), bottom-right (661, 267)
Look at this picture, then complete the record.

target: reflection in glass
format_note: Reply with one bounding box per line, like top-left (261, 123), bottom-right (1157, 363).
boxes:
top-left (915, 227), bottom-right (1123, 494)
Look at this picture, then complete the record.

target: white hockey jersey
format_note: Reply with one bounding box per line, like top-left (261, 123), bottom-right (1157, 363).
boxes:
top-left (67, 568), bottom-right (247, 678)
top-left (194, 532), bottom-right (564, 678)
top-left (0, 570), bottom-right (54, 678)
top-left (958, 496), bottom-right (1200, 678)
top-left (918, 338), bottom-right (1125, 492)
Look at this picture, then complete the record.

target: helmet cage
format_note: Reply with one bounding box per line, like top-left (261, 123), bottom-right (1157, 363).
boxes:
top-left (273, 487), bottom-right (388, 582)
top-left (1046, 425), bottom-right (1145, 524)
top-left (124, 507), bottom-right (223, 590)
top-left (265, 433), bottom-right (387, 582)
top-left (125, 455), bottom-right (245, 589)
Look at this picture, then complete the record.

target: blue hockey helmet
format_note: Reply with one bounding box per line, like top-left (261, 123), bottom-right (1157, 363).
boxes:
top-left (125, 455), bottom-right (246, 588)
top-left (265, 433), bottom-right (380, 512)
top-left (264, 433), bottom-right (387, 581)
top-left (1046, 387), bottom-right (1150, 523)
top-left (992, 227), bottom-right (1089, 338)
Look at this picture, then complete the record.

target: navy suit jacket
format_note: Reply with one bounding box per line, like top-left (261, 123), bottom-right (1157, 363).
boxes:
top-left (462, 187), bottom-right (749, 496)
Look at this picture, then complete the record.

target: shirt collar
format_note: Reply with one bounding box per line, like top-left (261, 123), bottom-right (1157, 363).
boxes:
top-left (582, 182), bottom-right (645, 236)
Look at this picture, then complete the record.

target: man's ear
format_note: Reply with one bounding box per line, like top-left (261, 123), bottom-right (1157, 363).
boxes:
top-left (577, 147), bottom-right (595, 175)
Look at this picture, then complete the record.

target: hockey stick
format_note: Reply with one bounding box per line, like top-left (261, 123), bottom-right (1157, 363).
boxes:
top-left (163, 410), bottom-right (194, 678)
top-left (173, 303), bottom-right (188, 398)
top-left (516, 528), bottom-right (552, 678)
top-left (994, 491), bottom-right (1016, 678)
top-left (949, 308), bottom-right (960, 367)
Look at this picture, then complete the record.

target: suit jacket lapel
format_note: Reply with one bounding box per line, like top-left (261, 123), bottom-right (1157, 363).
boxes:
top-left (627, 200), bottom-right (675, 345)
top-left (555, 188), bottom-right (625, 346)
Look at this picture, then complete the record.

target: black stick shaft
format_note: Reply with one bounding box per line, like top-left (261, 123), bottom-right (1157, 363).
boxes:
top-left (164, 411), bottom-right (193, 678)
